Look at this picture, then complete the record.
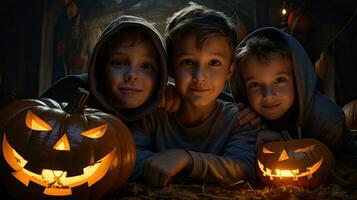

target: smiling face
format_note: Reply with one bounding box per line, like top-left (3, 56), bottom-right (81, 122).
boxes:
top-left (256, 139), bottom-right (335, 188)
top-left (0, 98), bottom-right (136, 198)
top-left (104, 32), bottom-right (159, 109)
top-left (241, 56), bottom-right (295, 120)
top-left (172, 34), bottom-right (234, 108)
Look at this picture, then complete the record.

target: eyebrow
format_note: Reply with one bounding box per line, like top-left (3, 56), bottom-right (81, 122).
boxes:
top-left (111, 51), bottom-right (157, 58)
top-left (175, 51), bottom-right (226, 58)
top-left (244, 71), bottom-right (291, 82)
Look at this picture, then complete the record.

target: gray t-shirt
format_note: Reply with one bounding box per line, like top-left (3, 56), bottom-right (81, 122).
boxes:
top-left (129, 100), bottom-right (257, 183)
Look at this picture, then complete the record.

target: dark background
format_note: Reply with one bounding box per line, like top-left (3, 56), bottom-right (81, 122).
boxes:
top-left (0, 0), bottom-right (356, 109)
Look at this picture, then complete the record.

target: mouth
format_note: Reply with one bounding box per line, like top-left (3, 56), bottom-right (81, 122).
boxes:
top-left (189, 88), bottom-right (211, 92)
top-left (119, 87), bottom-right (143, 94)
top-left (262, 103), bottom-right (281, 109)
top-left (257, 158), bottom-right (323, 181)
top-left (3, 133), bottom-right (115, 196)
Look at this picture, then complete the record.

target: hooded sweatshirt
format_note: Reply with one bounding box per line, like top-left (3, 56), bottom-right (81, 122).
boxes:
top-left (230, 27), bottom-right (357, 158)
top-left (40, 15), bottom-right (168, 122)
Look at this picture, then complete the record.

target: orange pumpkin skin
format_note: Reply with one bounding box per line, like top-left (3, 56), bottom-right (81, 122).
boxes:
top-left (0, 89), bottom-right (136, 199)
top-left (256, 139), bottom-right (335, 188)
top-left (343, 100), bottom-right (357, 130)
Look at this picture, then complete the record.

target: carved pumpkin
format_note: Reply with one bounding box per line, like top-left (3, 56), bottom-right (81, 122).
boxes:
top-left (257, 139), bottom-right (335, 188)
top-left (0, 88), bottom-right (136, 199)
top-left (343, 100), bottom-right (357, 130)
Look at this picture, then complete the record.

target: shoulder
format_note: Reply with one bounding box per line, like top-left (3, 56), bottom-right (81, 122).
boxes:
top-left (307, 92), bottom-right (345, 128)
top-left (311, 92), bottom-right (345, 122)
top-left (217, 100), bottom-right (239, 117)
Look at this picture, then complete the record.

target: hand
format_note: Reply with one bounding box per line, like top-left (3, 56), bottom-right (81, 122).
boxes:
top-left (255, 130), bottom-right (283, 151)
top-left (237, 103), bottom-right (262, 128)
top-left (144, 149), bottom-right (193, 187)
top-left (159, 82), bottom-right (180, 113)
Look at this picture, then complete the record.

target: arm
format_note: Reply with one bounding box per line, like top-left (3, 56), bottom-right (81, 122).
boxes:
top-left (127, 118), bottom-right (155, 181)
top-left (187, 125), bottom-right (257, 183)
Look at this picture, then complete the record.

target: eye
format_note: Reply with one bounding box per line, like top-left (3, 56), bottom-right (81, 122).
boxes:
top-left (180, 59), bottom-right (194, 66)
top-left (247, 82), bottom-right (259, 89)
top-left (274, 77), bottom-right (287, 84)
top-left (294, 145), bottom-right (315, 153)
top-left (262, 147), bottom-right (274, 154)
top-left (81, 125), bottom-right (107, 139)
top-left (141, 63), bottom-right (154, 72)
top-left (26, 110), bottom-right (52, 131)
top-left (109, 59), bottom-right (127, 68)
top-left (208, 59), bottom-right (221, 66)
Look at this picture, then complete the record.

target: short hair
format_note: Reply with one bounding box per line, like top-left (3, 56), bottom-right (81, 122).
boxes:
top-left (100, 26), bottom-right (154, 63)
top-left (165, 2), bottom-right (237, 73)
top-left (236, 32), bottom-right (292, 68)
top-left (232, 32), bottom-right (293, 104)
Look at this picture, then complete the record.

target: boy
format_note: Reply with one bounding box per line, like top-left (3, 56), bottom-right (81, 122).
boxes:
top-left (230, 27), bottom-right (357, 159)
top-left (41, 15), bottom-right (168, 122)
top-left (130, 3), bottom-right (257, 187)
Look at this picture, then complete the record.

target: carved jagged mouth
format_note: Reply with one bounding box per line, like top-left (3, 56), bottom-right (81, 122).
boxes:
top-left (257, 158), bottom-right (323, 181)
top-left (2, 133), bottom-right (116, 196)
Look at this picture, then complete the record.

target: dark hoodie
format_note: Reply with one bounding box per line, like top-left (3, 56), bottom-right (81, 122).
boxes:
top-left (230, 27), bottom-right (357, 158)
top-left (40, 15), bottom-right (168, 122)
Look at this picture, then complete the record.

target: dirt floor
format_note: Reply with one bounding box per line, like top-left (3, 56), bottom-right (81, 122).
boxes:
top-left (107, 159), bottom-right (357, 200)
top-left (107, 181), bottom-right (357, 200)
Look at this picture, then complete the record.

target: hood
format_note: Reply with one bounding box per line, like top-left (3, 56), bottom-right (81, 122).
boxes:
top-left (230, 27), bottom-right (317, 127)
top-left (88, 15), bottom-right (168, 122)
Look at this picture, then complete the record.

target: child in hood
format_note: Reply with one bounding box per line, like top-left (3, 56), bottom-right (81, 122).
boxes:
top-left (41, 15), bottom-right (168, 122)
top-left (230, 27), bottom-right (357, 160)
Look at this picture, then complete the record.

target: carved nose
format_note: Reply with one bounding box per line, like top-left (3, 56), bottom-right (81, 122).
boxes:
top-left (53, 134), bottom-right (70, 151)
top-left (278, 149), bottom-right (289, 161)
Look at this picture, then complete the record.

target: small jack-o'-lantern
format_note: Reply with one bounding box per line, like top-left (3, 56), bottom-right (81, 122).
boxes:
top-left (257, 139), bottom-right (335, 188)
top-left (343, 100), bottom-right (357, 130)
top-left (0, 88), bottom-right (136, 199)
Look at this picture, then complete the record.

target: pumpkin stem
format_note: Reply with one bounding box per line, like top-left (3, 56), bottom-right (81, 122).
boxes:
top-left (64, 87), bottom-right (89, 113)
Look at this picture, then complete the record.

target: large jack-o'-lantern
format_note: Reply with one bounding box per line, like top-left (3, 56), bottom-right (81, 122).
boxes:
top-left (257, 139), bottom-right (335, 188)
top-left (0, 88), bottom-right (136, 199)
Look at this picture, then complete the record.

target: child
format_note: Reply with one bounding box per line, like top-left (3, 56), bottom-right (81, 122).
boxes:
top-left (130, 3), bottom-right (257, 187)
top-left (230, 27), bottom-right (357, 159)
top-left (41, 15), bottom-right (168, 122)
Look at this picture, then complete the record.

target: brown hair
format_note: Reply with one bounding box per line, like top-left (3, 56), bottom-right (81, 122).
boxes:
top-left (165, 2), bottom-right (237, 75)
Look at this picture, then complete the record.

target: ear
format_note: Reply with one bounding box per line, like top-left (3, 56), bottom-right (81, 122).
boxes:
top-left (225, 62), bottom-right (235, 80)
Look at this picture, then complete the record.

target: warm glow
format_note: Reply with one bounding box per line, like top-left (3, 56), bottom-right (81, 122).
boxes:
top-left (2, 133), bottom-right (116, 196)
top-left (294, 145), bottom-right (315, 153)
top-left (258, 158), bottom-right (324, 180)
top-left (263, 147), bottom-right (274, 154)
top-left (26, 110), bottom-right (52, 131)
top-left (278, 149), bottom-right (289, 161)
top-left (81, 124), bottom-right (107, 139)
top-left (53, 134), bottom-right (71, 151)
top-left (282, 9), bottom-right (287, 15)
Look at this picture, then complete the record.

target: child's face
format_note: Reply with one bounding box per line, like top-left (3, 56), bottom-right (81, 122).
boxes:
top-left (104, 39), bottom-right (159, 109)
top-left (172, 34), bottom-right (233, 107)
top-left (241, 56), bottom-right (295, 120)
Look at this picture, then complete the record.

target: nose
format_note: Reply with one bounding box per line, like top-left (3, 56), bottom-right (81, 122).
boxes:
top-left (124, 66), bottom-right (139, 81)
top-left (262, 86), bottom-right (276, 100)
top-left (192, 66), bottom-right (207, 82)
top-left (278, 149), bottom-right (289, 161)
top-left (53, 133), bottom-right (70, 151)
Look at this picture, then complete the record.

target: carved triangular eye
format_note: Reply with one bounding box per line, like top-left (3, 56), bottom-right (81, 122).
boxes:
top-left (81, 125), bottom-right (107, 139)
top-left (294, 145), bottom-right (315, 153)
top-left (262, 147), bottom-right (274, 154)
top-left (26, 111), bottom-right (52, 131)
